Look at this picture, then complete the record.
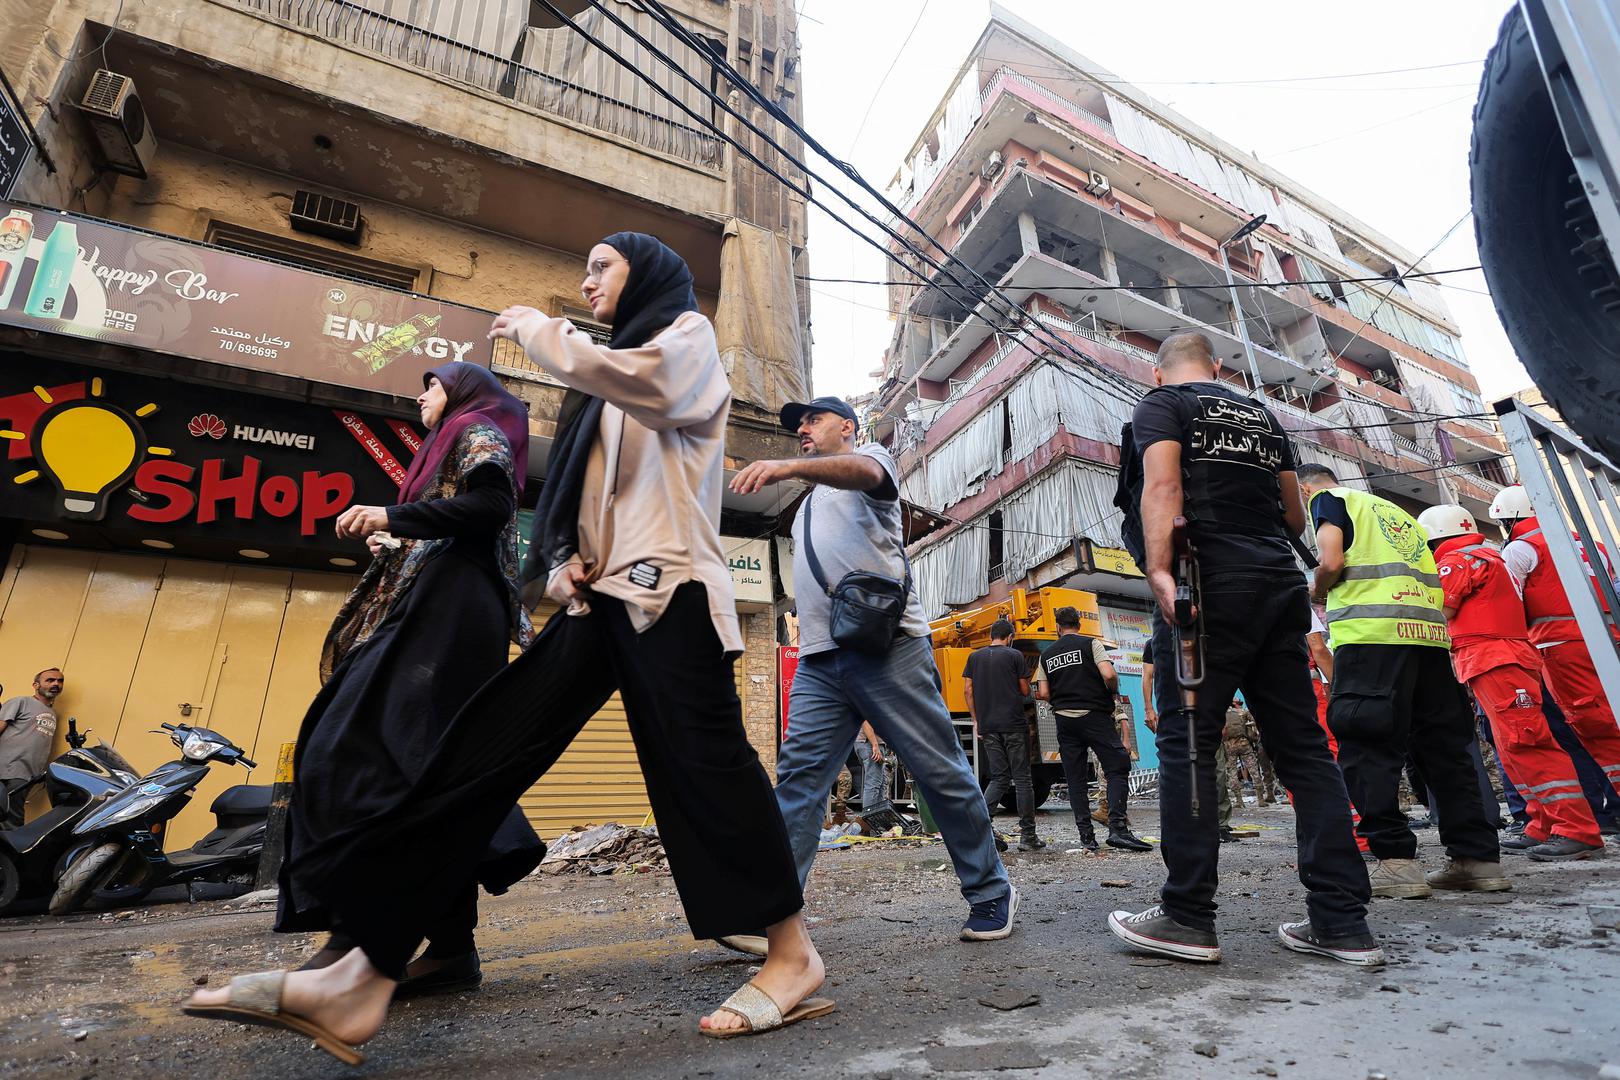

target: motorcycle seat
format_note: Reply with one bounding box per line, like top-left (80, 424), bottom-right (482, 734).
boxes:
top-left (2, 803), bottom-right (80, 855)
top-left (210, 784), bottom-right (273, 818)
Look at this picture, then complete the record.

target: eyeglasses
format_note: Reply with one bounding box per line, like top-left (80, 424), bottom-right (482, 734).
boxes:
top-left (583, 257), bottom-right (623, 286)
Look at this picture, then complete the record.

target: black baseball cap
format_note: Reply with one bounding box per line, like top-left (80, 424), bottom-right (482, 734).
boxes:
top-left (780, 396), bottom-right (859, 433)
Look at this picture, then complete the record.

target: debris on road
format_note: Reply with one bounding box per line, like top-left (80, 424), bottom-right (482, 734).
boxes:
top-left (1100, 879), bottom-right (1133, 888)
top-left (1590, 905), bottom-right (1620, 932)
top-left (977, 989), bottom-right (1040, 1011)
top-left (1192, 1041), bottom-right (1218, 1058)
top-left (537, 823), bottom-right (668, 876)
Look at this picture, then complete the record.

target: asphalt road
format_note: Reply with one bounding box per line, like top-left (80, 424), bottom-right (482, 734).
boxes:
top-left (3, 799), bottom-right (1618, 1079)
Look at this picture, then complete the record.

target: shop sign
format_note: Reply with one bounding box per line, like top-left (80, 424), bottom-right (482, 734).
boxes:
top-left (0, 204), bottom-right (494, 399)
top-left (0, 356), bottom-right (416, 555)
top-left (1092, 545), bottom-right (1143, 578)
top-left (1100, 606), bottom-right (1153, 675)
top-left (0, 94), bottom-right (30, 200)
top-left (724, 535), bottom-right (772, 606)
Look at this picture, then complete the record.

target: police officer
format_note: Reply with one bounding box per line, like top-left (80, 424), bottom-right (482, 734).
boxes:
top-left (1034, 606), bottom-right (1150, 852)
top-left (1297, 465), bottom-right (1504, 900)
top-left (1418, 502), bottom-right (1602, 863)
top-left (1107, 331), bottom-right (1380, 968)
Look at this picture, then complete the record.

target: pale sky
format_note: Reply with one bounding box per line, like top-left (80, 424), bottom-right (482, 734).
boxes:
top-left (796, 0), bottom-right (1528, 404)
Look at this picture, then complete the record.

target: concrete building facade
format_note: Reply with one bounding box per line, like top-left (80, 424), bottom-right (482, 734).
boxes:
top-left (0, 0), bottom-right (810, 845)
top-left (872, 8), bottom-right (1511, 766)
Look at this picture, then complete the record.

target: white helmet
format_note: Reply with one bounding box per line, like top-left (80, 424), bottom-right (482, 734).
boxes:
top-left (1489, 485), bottom-right (1534, 522)
top-left (1418, 504), bottom-right (1478, 542)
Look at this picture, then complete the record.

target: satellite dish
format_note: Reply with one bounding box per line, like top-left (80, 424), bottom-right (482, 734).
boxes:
top-left (528, 0), bottom-right (591, 28)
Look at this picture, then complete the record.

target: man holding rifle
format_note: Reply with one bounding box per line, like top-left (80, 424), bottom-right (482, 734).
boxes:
top-left (1107, 331), bottom-right (1380, 967)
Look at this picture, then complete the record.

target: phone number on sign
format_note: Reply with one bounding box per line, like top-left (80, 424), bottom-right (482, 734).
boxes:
top-left (218, 340), bottom-right (282, 359)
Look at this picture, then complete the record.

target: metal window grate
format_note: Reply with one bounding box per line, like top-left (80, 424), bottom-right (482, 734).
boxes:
top-left (290, 190), bottom-right (363, 243)
top-left (81, 70), bottom-right (130, 115)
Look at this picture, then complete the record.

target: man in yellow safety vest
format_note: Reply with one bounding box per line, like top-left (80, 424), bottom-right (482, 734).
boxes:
top-left (1298, 464), bottom-right (1508, 901)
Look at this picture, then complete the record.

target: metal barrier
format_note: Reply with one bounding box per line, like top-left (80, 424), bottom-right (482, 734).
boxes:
top-left (232, 0), bottom-right (724, 169)
top-left (1495, 397), bottom-right (1620, 711)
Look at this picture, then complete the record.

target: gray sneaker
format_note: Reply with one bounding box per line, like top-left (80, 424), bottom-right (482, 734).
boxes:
top-left (1368, 858), bottom-right (1432, 899)
top-left (1528, 835), bottom-right (1605, 862)
top-left (1107, 905), bottom-right (1221, 963)
top-left (1277, 921), bottom-right (1386, 967)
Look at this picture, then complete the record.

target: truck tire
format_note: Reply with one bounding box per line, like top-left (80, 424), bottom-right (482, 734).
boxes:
top-left (985, 773), bottom-right (1053, 814)
top-left (1472, 4), bottom-right (1620, 462)
top-left (49, 842), bottom-right (123, 916)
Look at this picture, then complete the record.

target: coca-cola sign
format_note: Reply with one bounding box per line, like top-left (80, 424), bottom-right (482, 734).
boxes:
top-left (0, 204), bottom-right (494, 398)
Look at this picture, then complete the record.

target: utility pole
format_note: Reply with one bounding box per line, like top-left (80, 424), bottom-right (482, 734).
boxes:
top-left (1219, 214), bottom-right (1267, 396)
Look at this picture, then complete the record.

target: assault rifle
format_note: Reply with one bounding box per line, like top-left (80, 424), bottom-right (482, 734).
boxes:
top-left (1171, 516), bottom-right (1207, 818)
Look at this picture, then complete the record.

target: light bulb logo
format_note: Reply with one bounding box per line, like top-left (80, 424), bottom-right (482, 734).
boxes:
top-left (5, 380), bottom-right (169, 522)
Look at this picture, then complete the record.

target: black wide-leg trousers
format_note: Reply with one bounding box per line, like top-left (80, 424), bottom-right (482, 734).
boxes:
top-left (299, 582), bottom-right (804, 979)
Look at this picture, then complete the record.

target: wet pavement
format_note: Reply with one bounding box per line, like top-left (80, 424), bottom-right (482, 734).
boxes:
top-left (2, 799), bottom-right (1618, 1079)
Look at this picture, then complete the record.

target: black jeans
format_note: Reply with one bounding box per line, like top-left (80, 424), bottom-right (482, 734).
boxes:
top-left (288, 583), bottom-right (804, 979)
top-left (1055, 710), bottom-right (1130, 836)
top-left (1151, 568), bottom-right (1370, 937)
top-left (1328, 643), bottom-right (1499, 862)
top-left (980, 730), bottom-right (1036, 834)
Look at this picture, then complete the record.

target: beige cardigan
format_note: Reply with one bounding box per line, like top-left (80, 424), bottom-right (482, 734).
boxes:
top-left (510, 308), bottom-right (742, 653)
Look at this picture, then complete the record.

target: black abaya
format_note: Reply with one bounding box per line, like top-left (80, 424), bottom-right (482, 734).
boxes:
top-left (277, 463), bottom-right (543, 940)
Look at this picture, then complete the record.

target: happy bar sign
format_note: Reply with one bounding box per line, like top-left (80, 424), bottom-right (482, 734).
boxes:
top-left (0, 204), bottom-right (495, 398)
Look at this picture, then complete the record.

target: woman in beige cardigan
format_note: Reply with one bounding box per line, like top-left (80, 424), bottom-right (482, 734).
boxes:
top-left (184, 233), bottom-right (830, 1063)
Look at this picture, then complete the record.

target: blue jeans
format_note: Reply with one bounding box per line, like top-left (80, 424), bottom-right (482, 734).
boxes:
top-left (852, 737), bottom-right (891, 813)
top-left (776, 634), bottom-right (1009, 905)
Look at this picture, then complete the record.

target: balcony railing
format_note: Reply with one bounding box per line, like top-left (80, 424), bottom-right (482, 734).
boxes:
top-left (982, 67), bottom-right (1116, 140)
top-left (233, 0), bottom-right (724, 170)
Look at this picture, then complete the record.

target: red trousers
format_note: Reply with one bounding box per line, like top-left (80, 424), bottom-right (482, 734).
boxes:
top-left (1471, 663), bottom-right (1601, 845)
top-left (1304, 678), bottom-right (1370, 853)
top-left (1542, 641), bottom-right (1620, 798)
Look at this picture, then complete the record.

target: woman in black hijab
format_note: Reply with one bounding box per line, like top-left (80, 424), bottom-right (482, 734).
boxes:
top-left (276, 363), bottom-right (543, 996)
top-left (186, 234), bottom-right (828, 1062)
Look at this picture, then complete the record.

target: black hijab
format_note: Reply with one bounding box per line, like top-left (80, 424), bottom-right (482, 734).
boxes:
top-left (522, 233), bottom-right (698, 588)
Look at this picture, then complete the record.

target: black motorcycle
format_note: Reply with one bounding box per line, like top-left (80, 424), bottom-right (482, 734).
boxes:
top-left (0, 718), bottom-right (141, 914)
top-left (49, 723), bottom-right (267, 916)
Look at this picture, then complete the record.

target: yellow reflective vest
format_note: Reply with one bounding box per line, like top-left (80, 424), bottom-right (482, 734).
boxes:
top-left (1311, 486), bottom-right (1450, 649)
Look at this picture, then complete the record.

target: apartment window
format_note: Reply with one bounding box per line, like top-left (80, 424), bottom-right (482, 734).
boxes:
top-left (988, 511), bottom-right (1005, 582)
top-left (205, 221), bottom-right (424, 292)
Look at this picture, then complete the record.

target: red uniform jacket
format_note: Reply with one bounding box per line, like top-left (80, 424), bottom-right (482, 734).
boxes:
top-left (1435, 532), bottom-right (1541, 683)
top-left (1507, 517), bottom-right (1615, 646)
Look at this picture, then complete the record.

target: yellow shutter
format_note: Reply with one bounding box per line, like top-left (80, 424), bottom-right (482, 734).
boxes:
top-left (516, 601), bottom-right (651, 839)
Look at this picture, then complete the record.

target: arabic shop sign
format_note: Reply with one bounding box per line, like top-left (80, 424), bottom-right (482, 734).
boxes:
top-left (0, 204), bottom-right (494, 398)
top-left (724, 536), bottom-right (773, 606)
top-left (0, 355), bottom-right (417, 558)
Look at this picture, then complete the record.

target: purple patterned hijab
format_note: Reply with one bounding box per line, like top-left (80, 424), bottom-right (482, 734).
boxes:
top-left (397, 363), bottom-right (529, 504)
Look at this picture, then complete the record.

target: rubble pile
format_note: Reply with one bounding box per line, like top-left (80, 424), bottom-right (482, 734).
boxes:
top-left (535, 823), bottom-right (669, 876)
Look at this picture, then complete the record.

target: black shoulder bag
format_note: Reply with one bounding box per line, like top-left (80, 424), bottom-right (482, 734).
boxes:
top-left (802, 490), bottom-right (912, 653)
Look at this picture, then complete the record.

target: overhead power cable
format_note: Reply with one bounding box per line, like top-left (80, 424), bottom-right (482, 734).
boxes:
top-left (796, 265), bottom-right (1483, 291)
top-left (620, 0), bottom-right (1152, 411)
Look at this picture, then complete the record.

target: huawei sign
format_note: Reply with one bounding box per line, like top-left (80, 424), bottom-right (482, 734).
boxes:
top-left (188, 413), bottom-right (227, 439)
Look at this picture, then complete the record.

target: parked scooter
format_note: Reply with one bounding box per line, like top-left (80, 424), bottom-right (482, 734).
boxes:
top-left (49, 723), bottom-right (267, 916)
top-left (0, 718), bottom-right (140, 914)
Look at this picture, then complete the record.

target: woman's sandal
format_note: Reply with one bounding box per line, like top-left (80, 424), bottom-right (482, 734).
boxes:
top-left (181, 970), bottom-right (365, 1066)
top-left (700, 981), bottom-right (835, 1040)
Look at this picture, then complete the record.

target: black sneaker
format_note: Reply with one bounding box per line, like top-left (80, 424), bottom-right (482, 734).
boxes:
top-left (1503, 817), bottom-right (1529, 835)
top-left (960, 886), bottom-right (1019, 941)
top-left (1075, 834), bottom-right (1100, 852)
top-left (1277, 922), bottom-right (1386, 968)
top-left (1599, 819), bottom-right (1620, 838)
top-left (1106, 828), bottom-right (1152, 852)
top-left (1107, 905), bottom-right (1220, 963)
top-left (994, 833), bottom-right (1009, 853)
top-left (1018, 833), bottom-right (1048, 852)
top-left (1500, 831), bottom-right (1539, 855)
top-left (1527, 835), bottom-right (1606, 862)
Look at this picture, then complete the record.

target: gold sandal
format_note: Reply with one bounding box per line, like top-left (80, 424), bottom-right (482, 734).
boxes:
top-left (182, 970), bottom-right (365, 1066)
top-left (700, 981), bottom-right (835, 1040)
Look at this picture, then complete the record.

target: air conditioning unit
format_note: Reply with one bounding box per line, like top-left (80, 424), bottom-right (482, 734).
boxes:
top-left (1084, 170), bottom-right (1111, 196)
top-left (1370, 369), bottom-right (1396, 388)
top-left (980, 150), bottom-right (1005, 180)
top-left (291, 190), bottom-right (363, 244)
top-left (76, 70), bottom-right (157, 179)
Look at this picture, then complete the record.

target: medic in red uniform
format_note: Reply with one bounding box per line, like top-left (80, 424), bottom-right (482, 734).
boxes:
top-left (1419, 503), bottom-right (1604, 862)
top-left (1490, 486), bottom-right (1620, 806)
top-left (1304, 607), bottom-right (1370, 853)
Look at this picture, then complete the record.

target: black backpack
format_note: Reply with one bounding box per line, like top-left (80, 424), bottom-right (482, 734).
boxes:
top-left (1113, 419), bottom-right (1147, 566)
